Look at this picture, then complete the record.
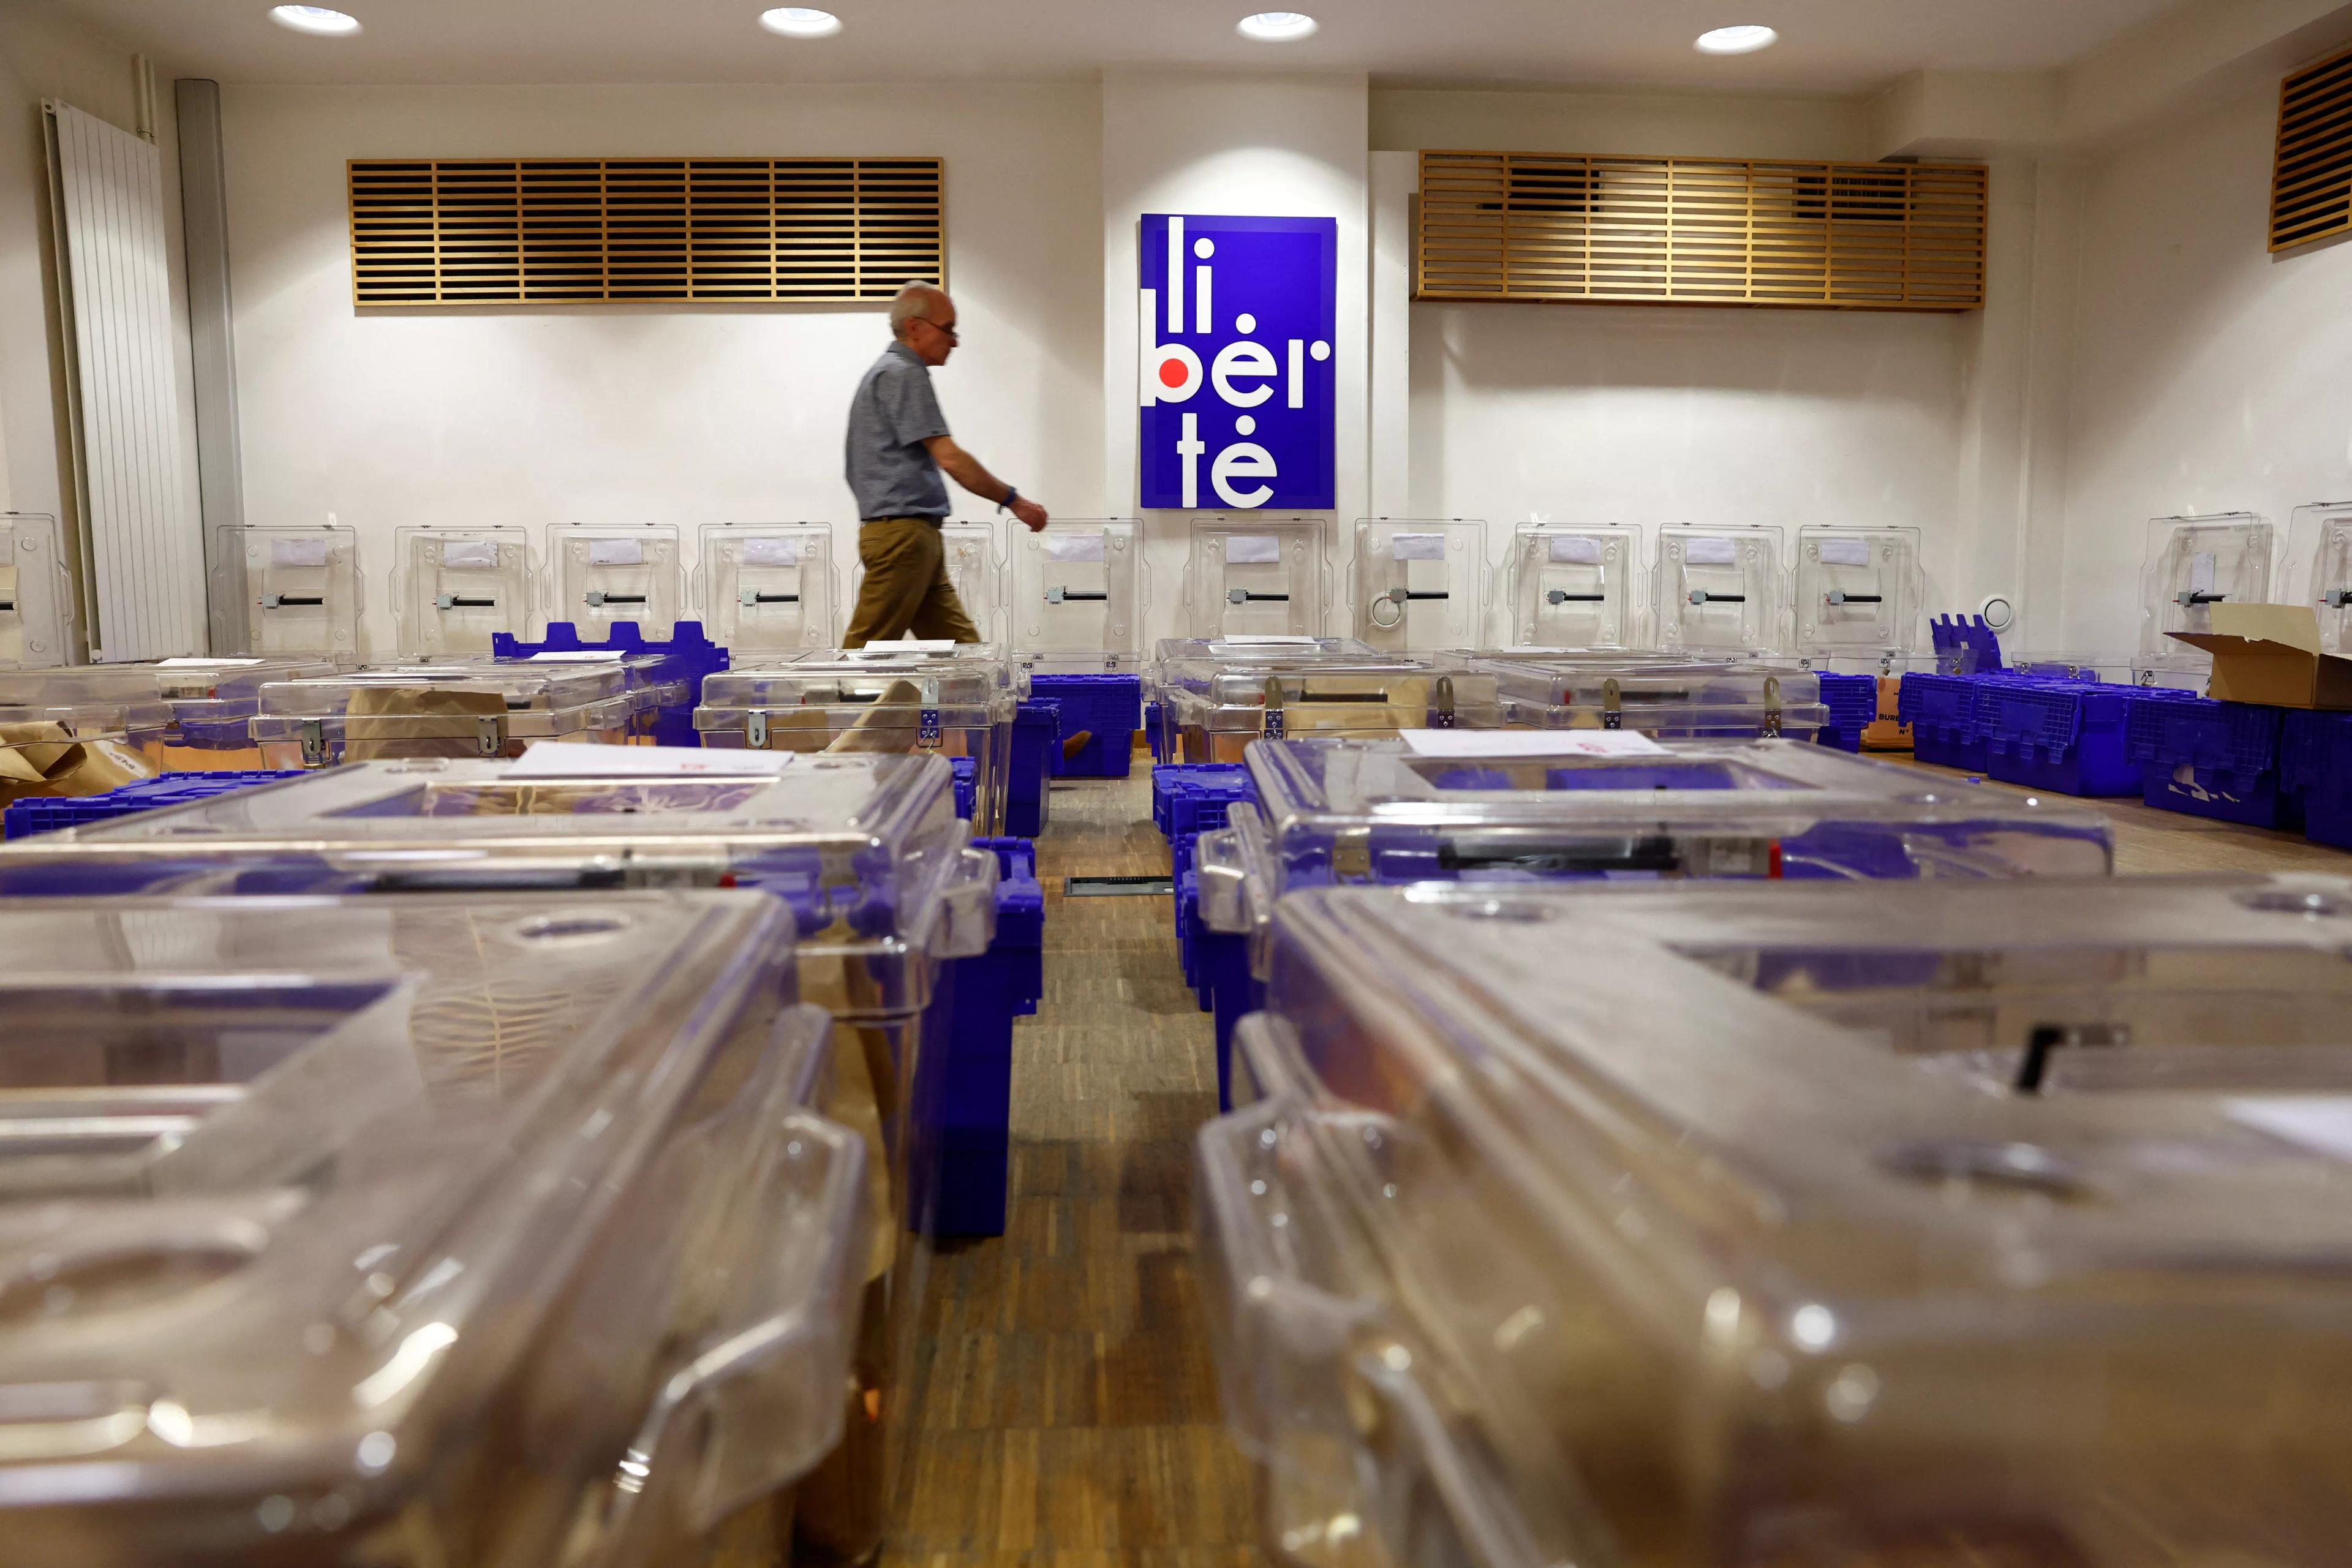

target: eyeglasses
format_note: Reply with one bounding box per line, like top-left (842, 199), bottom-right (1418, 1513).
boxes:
top-left (919, 317), bottom-right (960, 341)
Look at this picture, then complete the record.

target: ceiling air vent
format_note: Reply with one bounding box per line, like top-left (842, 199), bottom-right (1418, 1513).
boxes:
top-left (2272, 42), bottom-right (2352, 252)
top-left (348, 156), bottom-right (944, 307)
top-left (1417, 151), bottom-right (1986, 311)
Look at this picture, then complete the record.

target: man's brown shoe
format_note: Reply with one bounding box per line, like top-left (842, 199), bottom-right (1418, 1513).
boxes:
top-left (1060, 729), bottom-right (1094, 763)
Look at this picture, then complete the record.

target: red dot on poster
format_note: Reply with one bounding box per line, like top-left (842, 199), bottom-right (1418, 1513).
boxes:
top-left (1159, 357), bottom-right (1187, 388)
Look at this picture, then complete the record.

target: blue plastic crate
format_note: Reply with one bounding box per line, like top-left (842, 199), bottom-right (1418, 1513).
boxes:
top-left (1814, 671), bottom-right (1877, 754)
top-left (1035, 673), bottom-right (1141, 778)
top-left (951, 756), bottom-right (978, 823)
top-left (1978, 680), bottom-right (2197, 797)
top-left (2285, 711), bottom-right (2352, 850)
top-left (3, 771), bottom-right (304, 840)
top-left (1158, 765), bottom-right (1257, 880)
top-left (492, 619), bottom-right (726, 747)
top-left (2125, 696), bottom-right (2296, 828)
top-left (1199, 929), bottom-right (1261, 1114)
top-left (1145, 701), bottom-right (1166, 763)
top-left (1897, 671), bottom-right (1989, 770)
top-left (1006, 698), bottom-right (1060, 838)
top-left (919, 835), bottom-right (1044, 1238)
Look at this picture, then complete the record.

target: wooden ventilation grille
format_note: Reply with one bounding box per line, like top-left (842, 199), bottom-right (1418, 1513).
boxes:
top-left (1417, 152), bottom-right (1986, 311)
top-left (348, 157), bottom-right (944, 306)
top-left (2272, 43), bottom-right (2352, 252)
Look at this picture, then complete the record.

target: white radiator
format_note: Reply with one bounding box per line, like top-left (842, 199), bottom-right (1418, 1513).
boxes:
top-left (44, 100), bottom-right (204, 660)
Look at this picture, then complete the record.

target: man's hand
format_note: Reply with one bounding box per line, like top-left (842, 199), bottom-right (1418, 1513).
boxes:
top-left (1011, 497), bottom-right (1049, 532)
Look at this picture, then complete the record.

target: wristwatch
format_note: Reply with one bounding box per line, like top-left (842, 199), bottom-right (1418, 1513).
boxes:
top-left (999, 487), bottom-right (1020, 513)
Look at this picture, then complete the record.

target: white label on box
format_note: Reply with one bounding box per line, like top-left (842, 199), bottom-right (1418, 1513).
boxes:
top-left (1044, 532), bottom-right (1107, 562)
top-left (851, 639), bottom-right (960, 655)
top-left (157, 657), bottom-right (265, 666)
top-left (2228, 1098), bottom-right (2352, 1162)
top-left (1817, 536), bottom-right (1873, 567)
top-left (1401, 729), bottom-right (1668, 758)
top-left (1224, 534), bottom-right (1281, 564)
top-left (589, 537), bottom-right (645, 567)
top-left (1549, 535), bottom-right (1604, 565)
top-left (741, 536), bottom-right (801, 566)
top-left (270, 537), bottom-right (330, 568)
top-left (1389, 532), bottom-right (1447, 562)
top-left (1681, 535), bottom-right (1738, 566)
top-left (1219, 635), bottom-right (1320, 646)
top-left (2190, 551), bottom-right (2217, 595)
top-left (529, 650), bottom-right (622, 662)
top-left (506, 740), bottom-right (794, 778)
top-left (439, 540), bottom-right (500, 568)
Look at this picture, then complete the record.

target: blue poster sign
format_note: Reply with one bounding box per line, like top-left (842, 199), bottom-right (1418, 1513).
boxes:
top-left (1138, 214), bottom-right (1336, 510)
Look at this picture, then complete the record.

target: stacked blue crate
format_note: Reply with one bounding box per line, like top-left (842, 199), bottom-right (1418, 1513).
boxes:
top-left (1033, 673), bottom-right (1141, 777)
top-left (1814, 671), bottom-right (1879, 754)
top-left (919, 835), bottom-right (1044, 1238)
top-left (1006, 698), bottom-right (1060, 837)
top-left (2127, 697), bottom-right (2299, 829)
top-left (1153, 765), bottom-right (1262, 1055)
top-left (2284, 712), bottom-right (2352, 850)
top-left (1978, 679), bottom-right (2198, 797)
top-left (1897, 671), bottom-right (1989, 770)
top-left (4, 771), bottom-right (303, 840)
top-left (1144, 701), bottom-right (1165, 763)
top-left (491, 619), bottom-right (727, 747)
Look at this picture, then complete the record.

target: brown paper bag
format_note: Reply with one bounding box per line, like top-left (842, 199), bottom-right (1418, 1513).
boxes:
top-left (343, 685), bottom-right (510, 761)
top-left (0, 720), bottom-right (157, 805)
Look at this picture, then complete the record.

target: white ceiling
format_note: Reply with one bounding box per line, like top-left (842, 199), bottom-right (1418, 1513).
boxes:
top-left (36, 0), bottom-right (2186, 92)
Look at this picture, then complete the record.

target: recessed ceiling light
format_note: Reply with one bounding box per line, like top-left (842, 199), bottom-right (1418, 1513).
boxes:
top-left (760, 7), bottom-right (842, 37)
top-left (1695, 24), bottom-right (1778, 55)
top-left (269, 4), bottom-right (361, 36)
top-left (1238, 11), bottom-right (1317, 42)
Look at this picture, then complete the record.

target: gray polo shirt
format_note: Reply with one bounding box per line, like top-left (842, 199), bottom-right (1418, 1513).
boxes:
top-left (845, 341), bottom-right (952, 521)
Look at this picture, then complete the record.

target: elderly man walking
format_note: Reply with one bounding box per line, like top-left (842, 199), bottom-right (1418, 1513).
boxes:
top-left (842, 282), bottom-right (1048, 647)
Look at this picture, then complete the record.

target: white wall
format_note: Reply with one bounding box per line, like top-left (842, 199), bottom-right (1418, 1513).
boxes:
top-left (2059, 80), bottom-right (2352, 654)
top-left (0, 9), bottom-right (203, 658)
top-left (222, 82), bottom-right (1103, 656)
top-left (1373, 86), bottom-right (1977, 641)
top-left (1101, 70), bottom-right (1370, 650)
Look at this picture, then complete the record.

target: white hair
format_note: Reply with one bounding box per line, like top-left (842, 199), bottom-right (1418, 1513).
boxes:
top-left (889, 282), bottom-right (950, 340)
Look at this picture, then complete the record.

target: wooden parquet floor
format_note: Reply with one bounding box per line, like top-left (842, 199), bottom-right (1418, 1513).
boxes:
top-left (882, 772), bottom-right (1264, 1568)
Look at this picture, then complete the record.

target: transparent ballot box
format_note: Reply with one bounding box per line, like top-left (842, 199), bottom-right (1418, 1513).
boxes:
top-left (699, 522), bottom-right (839, 654)
top-left (248, 663), bottom-right (636, 768)
top-left (2141, 511), bottom-right (2273, 665)
top-left (695, 647), bottom-right (1020, 832)
top-left (1159, 662), bottom-right (1504, 766)
top-left (549, 523), bottom-right (685, 640)
top-left (1198, 873), bottom-right (2352, 1568)
top-left (1654, 524), bottom-right (1788, 655)
top-left (1194, 735), bottom-right (2111, 962)
top-left (1499, 523), bottom-right (1645, 649)
top-left (498, 648), bottom-right (699, 744)
top-left (1463, 651), bottom-right (1829, 740)
top-left (0, 511), bottom-right (72, 667)
top-left (0, 889), bottom-right (862, 1567)
top-left (848, 521), bottom-right (1002, 644)
top-left (218, 522), bottom-right (361, 658)
top-left (1792, 524), bottom-right (1924, 659)
top-left (1351, 518), bottom-right (1485, 651)
top-left (0, 657), bottom-right (339, 771)
top-left (1148, 637), bottom-right (1382, 760)
top-left (392, 524), bottom-right (533, 656)
top-left (1183, 516), bottom-right (1329, 639)
top-left (1009, 518), bottom-right (1145, 671)
top-left (2286, 500), bottom-right (2352, 654)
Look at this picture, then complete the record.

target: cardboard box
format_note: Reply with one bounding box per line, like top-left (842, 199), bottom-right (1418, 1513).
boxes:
top-left (2170, 603), bottom-right (2352, 709)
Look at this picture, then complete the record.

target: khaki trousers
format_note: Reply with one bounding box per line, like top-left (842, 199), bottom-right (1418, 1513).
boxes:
top-left (842, 516), bottom-right (981, 647)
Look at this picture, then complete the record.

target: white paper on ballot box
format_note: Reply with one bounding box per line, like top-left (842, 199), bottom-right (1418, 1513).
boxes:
top-left (507, 741), bottom-right (794, 778)
top-left (1223, 535), bottom-right (1281, 564)
top-left (588, 538), bottom-right (646, 567)
top-left (1549, 535), bottom-right (1603, 565)
top-left (1389, 532), bottom-right (1446, 561)
top-left (1400, 729), bottom-right (1667, 758)
top-left (1817, 536), bottom-right (1872, 567)
top-left (740, 537), bottom-right (802, 567)
top-left (270, 537), bottom-right (331, 568)
top-left (1681, 536), bottom-right (1738, 566)
top-left (439, 540), bottom-right (500, 568)
top-left (1044, 532), bottom-right (1107, 562)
